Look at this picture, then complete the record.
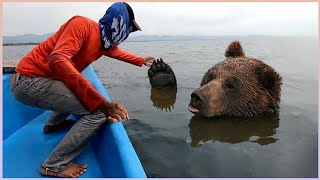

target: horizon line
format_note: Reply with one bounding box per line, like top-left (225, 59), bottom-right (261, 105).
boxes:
top-left (3, 33), bottom-right (318, 37)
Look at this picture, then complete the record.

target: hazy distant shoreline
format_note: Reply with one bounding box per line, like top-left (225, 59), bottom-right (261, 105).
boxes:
top-left (3, 42), bottom-right (40, 46)
top-left (3, 33), bottom-right (317, 45)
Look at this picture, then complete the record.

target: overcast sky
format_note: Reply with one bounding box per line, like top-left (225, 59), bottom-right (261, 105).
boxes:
top-left (3, 2), bottom-right (318, 36)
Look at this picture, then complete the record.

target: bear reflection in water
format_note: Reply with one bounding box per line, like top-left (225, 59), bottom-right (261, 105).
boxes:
top-left (150, 85), bottom-right (177, 112)
top-left (188, 112), bottom-right (280, 147)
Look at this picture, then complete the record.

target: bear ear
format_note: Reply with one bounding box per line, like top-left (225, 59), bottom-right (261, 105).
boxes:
top-left (255, 65), bottom-right (282, 99)
top-left (225, 41), bottom-right (245, 58)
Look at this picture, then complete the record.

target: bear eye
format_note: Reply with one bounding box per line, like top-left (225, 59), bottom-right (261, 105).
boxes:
top-left (209, 73), bottom-right (216, 81)
top-left (225, 77), bottom-right (240, 92)
top-left (226, 83), bottom-right (236, 91)
top-left (201, 72), bottom-right (217, 86)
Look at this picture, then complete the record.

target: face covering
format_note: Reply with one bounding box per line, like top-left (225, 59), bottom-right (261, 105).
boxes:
top-left (99, 2), bottom-right (130, 50)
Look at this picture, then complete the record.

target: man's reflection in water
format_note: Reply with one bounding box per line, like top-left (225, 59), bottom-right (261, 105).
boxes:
top-left (188, 112), bottom-right (280, 147)
top-left (150, 85), bottom-right (177, 112)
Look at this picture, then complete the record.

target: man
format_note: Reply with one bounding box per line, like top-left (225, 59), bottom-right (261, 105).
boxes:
top-left (10, 2), bottom-right (154, 178)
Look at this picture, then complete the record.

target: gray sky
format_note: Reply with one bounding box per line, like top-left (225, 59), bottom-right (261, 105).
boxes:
top-left (3, 2), bottom-right (318, 36)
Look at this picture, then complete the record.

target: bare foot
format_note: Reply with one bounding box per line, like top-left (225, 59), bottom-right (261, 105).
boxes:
top-left (43, 120), bottom-right (75, 133)
top-left (40, 163), bottom-right (87, 178)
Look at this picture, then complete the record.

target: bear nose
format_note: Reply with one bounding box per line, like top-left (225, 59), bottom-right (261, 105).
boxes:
top-left (191, 89), bottom-right (206, 103)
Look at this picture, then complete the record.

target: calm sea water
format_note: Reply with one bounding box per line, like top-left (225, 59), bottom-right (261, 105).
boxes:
top-left (3, 37), bottom-right (318, 177)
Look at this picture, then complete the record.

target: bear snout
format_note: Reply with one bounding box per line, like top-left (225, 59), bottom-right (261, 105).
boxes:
top-left (191, 89), bottom-right (206, 105)
top-left (189, 89), bottom-right (207, 115)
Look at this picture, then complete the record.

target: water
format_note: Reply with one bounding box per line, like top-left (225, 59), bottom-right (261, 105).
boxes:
top-left (3, 37), bottom-right (318, 177)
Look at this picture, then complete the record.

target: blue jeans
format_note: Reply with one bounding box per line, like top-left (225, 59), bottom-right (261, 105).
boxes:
top-left (10, 73), bottom-right (107, 172)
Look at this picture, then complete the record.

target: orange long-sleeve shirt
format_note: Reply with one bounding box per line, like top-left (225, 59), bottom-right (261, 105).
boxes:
top-left (16, 16), bottom-right (145, 113)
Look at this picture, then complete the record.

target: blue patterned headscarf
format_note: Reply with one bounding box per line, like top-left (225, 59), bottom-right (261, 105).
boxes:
top-left (99, 2), bottom-right (130, 50)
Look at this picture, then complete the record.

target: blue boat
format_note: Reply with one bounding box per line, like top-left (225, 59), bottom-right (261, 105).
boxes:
top-left (3, 65), bottom-right (146, 178)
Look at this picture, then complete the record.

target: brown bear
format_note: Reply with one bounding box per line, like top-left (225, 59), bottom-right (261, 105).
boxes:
top-left (189, 41), bottom-right (282, 117)
top-left (188, 112), bottom-right (280, 147)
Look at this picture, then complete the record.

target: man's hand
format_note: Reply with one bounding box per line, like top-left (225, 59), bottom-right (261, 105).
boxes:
top-left (143, 56), bottom-right (156, 67)
top-left (98, 101), bottom-right (129, 123)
